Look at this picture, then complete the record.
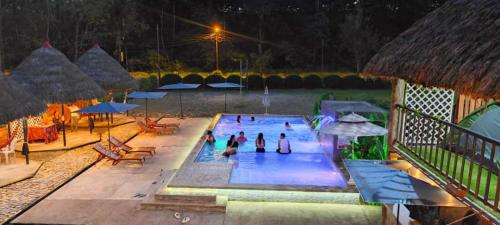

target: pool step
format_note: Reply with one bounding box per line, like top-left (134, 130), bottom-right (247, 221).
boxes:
top-left (155, 193), bottom-right (217, 204)
top-left (141, 192), bottom-right (227, 213)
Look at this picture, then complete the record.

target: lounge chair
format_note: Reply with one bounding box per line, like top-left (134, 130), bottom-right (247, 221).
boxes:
top-left (146, 117), bottom-right (180, 128)
top-left (136, 120), bottom-right (176, 135)
top-left (93, 143), bottom-right (145, 166)
top-left (109, 136), bottom-right (156, 156)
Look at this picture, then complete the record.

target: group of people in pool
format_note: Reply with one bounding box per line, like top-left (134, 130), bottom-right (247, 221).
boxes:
top-left (205, 115), bottom-right (292, 157)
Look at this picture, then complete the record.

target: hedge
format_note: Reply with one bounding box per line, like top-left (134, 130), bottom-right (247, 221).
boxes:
top-left (284, 75), bottom-right (302, 89)
top-left (265, 75), bottom-right (284, 89)
top-left (159, 74), bottom-right (181, 85)
top-left (247, 75), bottom-right (264, 90)
top-left (323, 75), bottom-right (343, 89)
top-left (227, 75), bottom-right (243, 85)
top-left (183, 74), bottom-right (204, 85)
top-left (139, 75), bottom-right (158, 91)
top-left (206, 74), bottom-right (225, 84)
top-left (342, 75), bottom-right (366, 89)
top-left (304, 75), bottom-right (323, 89)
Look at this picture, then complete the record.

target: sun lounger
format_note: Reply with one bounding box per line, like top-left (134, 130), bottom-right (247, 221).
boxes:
top-left (93, 143), bottom-right (145, 166)
top-left (109, 136), bottom-right (156, 156)
top-left (146, 117), bottom-right (180, 128)
top-left (136, 120), bottom-right (176, 135)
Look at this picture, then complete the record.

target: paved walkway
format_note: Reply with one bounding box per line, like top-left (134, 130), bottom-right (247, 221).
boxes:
top-left (12, 117), bottom-right (382, 225)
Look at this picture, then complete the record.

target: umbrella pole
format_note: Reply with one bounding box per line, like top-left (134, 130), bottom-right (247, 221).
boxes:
top-left (145, 99), bottom-right (149, 119)
top-left (7, 123), bottom-right (11, 139)
top-left (22, 118), bottom-right (29, 165)
top-left (107, 113), bottom-right (111, 150)
top-left (61, 104), bottom-right (67, 146)
top-left (396, 204), bottom-right (400, 225)
top-left (179, 91), bottom-right (184, 118)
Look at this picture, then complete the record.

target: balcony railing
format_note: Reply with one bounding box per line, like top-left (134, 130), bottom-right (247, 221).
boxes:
top-left (395, 104), bottom-right (499, 212)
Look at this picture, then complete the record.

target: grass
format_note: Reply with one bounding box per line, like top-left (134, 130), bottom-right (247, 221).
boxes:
top-left (398, 145), bottom-right (500, 218)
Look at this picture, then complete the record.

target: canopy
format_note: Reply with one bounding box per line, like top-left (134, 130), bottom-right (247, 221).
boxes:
top-left (76, 44), bottom-right (138, 91)
top-left (0, 73), bottom-right (46, 124)
top-left (127, 91), bottom-right (166, 99)
top-left (320, 113), bottom-right (387, 137)
top-left (344, 160), bottom-right (464, 207)
top-left (77, 102), bottom-right (138, 114)
top-left (159, 83), bottom-right (201, 90)
top-left (207, 82), bottom-right (244, 88)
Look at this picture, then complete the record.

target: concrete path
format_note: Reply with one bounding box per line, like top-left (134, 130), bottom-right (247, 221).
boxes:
top-left (12, 117), bottom-right (382, 225)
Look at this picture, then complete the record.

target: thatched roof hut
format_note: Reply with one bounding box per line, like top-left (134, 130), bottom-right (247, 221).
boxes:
top-left (10, 42), bottom-right (106, 103)
top-left (0, 73), bottom-right (46, 124)
top-left (76, 44), bottom-right (138, 91)
top-left (363, 0), bottom-right (499, 99)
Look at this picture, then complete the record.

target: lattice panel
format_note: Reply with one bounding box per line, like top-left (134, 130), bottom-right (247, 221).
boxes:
top-left (402, 83), bottom-right (454, 145)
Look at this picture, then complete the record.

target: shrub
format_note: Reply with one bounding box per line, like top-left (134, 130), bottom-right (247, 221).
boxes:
top-left (247, 75), bottom-right (264, 90)
top-left (139, 75), bottom-right (158, 91)
top-left (372, 78), bottom-right (391, 89)
top-left (159, 74), bottom-right (181, 85)
top-left (265, 75), bottom-right (284, 89)
top-left (284, 75), bottom-right (303, 89)
top-left (183, 74), bottom-right (204, 85)
top-left (342, 75), bottom-right (366, 89)
top-left (304, 75), bottom-right (323, 89)
top-left (227, 75), bottom-right (243, 85)
top-left (206, 74), bottom-right (225, 84)
top-left (323, 75), bottom-right (343, 89)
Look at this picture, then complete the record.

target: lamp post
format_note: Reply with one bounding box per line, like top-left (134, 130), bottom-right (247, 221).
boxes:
top-left (211, 25), bottom-right (223, 71)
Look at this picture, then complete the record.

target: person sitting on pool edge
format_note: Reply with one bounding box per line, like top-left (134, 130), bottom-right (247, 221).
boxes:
top-left (236, 115), bottom-right (241, 124)
top-left (206, 130), bottom-right (216, 144)
top-left (276, 133), bottom-right (291, 154)
top-left (255, 133), bottom-right (265, 153)
top-left (236, 131), bottom-right (248, 144)
top-left (223, 135), bottom-right (239, 157)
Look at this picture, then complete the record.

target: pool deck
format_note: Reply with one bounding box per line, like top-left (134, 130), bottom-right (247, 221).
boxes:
top-left (12, 117), bottom-right (382, 225)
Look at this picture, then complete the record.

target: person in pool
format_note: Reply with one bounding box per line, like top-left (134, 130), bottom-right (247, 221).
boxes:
top-left (285, 122), bottom-right (292, 129)
top-left (206, 130), bottom-right (216, 144)
top-left (255, 133), bottom-right (266, 153)
top-left (236, 115), bottom-right (241, 124)
top-left (251, 116), bottom-right (255, 121)
top-left (223, 135), bottom-right (239, 157)
top-left (276, 133), bottom-right (291, 154)
top-left (236, 131), bottom-right (248, 144)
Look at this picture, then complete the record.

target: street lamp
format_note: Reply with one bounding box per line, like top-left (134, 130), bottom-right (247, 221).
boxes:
top-left (211, 25), bottom-right (223, 71)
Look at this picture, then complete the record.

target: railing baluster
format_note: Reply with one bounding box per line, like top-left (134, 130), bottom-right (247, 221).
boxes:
top-left (459, 133), bottom-right (469, 189)
top-left (475, 140), bottom-right (486, 199)
top-left (484, 143), bottom-right (496, 205)
top-left (439, 124), bottom-right (448, 173)
top-left (417, 115), bottom-right (426, 160)
top-left (495, 163), bottom-right (500, 210)
top-left (467, 136), bottom-right (477, 189)
top-left (452, 130), bottom-right (462, 181)
top-left (401, 108), bottom-right (407, 146)
top-left (431, 119), bottom-right (438, 169)
top-left (397, 106), bottom-right (404, 145)
top-left (446, 127), bottom-right (455, 179)
top-left (422, 116), bottom-right (429, 162)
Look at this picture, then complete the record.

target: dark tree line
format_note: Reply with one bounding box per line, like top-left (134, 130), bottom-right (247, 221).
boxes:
top-left (0, 0), bottom-right (445, 73)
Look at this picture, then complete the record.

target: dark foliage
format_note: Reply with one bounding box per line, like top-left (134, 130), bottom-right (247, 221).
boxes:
top-left (284, 75), bottom-right (303, 89)
top-left (303, 75), bottom-right (323, 89)
top-left (139, 75), bottom-right (158, 91)
top-left (265, 75), bottom-right (284, 89)
top-left (247, 75), bottom-right (264, 90)
top-left (183, 74), bottom-right (204, 85)
top-left (342, 75), bottom-right (367, 89)
top-left (206, 74), bottom-right (225, 84)
top-left (159, 74), bottom-right (182, 85)
top-left (323, 75), bottom-right (343, 89)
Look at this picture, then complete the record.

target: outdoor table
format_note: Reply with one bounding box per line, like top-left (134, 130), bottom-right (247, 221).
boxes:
top-left (28, 123), bottom-right (58, 143)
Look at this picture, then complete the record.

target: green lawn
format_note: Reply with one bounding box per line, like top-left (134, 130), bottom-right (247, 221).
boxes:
top-left (400, 145), bottom-right (497, 201)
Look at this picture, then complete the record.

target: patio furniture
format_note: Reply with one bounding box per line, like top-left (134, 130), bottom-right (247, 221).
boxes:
top-left (145, 117), bottom-right (180, 128)
top-left (0, 136), bottom-right (17, 163)
top-left (93, 143), bottom-right (145, 166)
top-left (109, 136), bottom-right (156, 156)
top-left (27, 123), bottom-right (58, 143)
top-left (136, 120), bottom-right (176, 135)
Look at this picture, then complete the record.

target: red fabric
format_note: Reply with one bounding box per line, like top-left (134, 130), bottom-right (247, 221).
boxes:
top-left (41, 41), bottom-right (52, 48)
top-left (28, 124), bottom-right (58, 144)
top-left (93, 43), bottom-right (101, 48)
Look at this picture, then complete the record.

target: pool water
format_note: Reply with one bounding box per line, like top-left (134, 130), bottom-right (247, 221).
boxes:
top-left (195, 115), bottom-right (346, 187)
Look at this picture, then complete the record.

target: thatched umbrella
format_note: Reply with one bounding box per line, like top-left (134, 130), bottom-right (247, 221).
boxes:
top-left (0, 72), bottom-right (46, 164)
top-left (76, 44), bottom-right (138, 91)
top-left (363, 0), bottom-right (499, 99)
top-left (10, 42), bottom-right (106, 146)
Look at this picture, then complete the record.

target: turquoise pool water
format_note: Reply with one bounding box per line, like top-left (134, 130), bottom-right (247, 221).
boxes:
top-left (195, 115), bottom-right (346, 187)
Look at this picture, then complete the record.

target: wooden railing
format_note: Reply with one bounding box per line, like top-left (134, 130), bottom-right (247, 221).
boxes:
top-left (395, 104), bottom-right (499, 212)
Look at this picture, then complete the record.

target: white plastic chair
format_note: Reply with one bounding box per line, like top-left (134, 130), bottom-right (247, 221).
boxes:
top-left (1, 137), bottom-right (17, 164)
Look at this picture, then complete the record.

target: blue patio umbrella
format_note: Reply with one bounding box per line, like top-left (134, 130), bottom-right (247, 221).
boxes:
top-left (127, 91), bottom-right (167, 119)
top-left (344, 160), bottom-right (465, 223)
top-left (78, 102), bottom-right (138, 149)
top-left (159, 83), bottom-right (201, 118)
top-left (207, 82), bottom-right (244, 112)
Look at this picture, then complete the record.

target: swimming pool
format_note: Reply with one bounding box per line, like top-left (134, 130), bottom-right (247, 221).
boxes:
top-left (195, 115), bottom-right (346, 188)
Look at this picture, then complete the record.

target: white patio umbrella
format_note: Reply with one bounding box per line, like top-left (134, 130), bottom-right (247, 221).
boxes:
top-left (319, 113), bottom-right (388, 137)
top-left (262, 86), bottom-right (270, 114)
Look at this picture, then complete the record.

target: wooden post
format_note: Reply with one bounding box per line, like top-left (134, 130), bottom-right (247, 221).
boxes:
top-left (387, 79), bottom-right (405, 157)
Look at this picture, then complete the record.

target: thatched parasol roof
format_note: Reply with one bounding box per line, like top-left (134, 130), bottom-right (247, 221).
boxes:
top-left (363, 0), bottom-right (500, 99)
top-left (0, 73), bottom-right (46, 124)
top-left (76, 44), bottom-right (138, 91)
top-left (10, 42), bottom-right (106, 103)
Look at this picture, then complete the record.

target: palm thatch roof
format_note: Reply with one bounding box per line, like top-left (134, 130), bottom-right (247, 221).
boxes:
top-left (0, 73), bottom-right (46, 124)
top-left (10, 42), bottom-right (106, 103)
top-left (363, 0), bottom-right (499, 99)
top-left (76, 44), bottom-right (138, 91)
